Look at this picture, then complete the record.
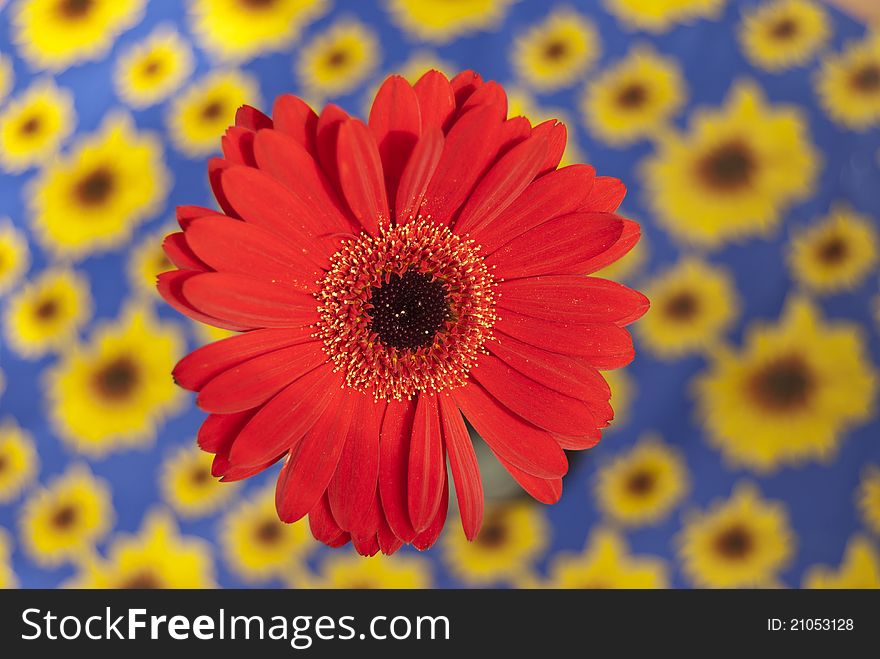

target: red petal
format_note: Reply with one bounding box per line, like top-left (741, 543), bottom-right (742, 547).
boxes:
top-left (351, 532), bottom-right (380, 557)
top-left (450, 70), bottom-right (483, 109)
top-left (328, 394), bottom-right (382, 534)
top-left (163, 232), bottom-right (207, 271)
top-left (308, 492), bottom-right (350, 547)
top-left (271, 94), bottom-right (317, 153)
top-left (554, 431), bottom-right (601, 450)
top-left (580, 219), bottom-right (642, 275)
top-left (497, 276), bottom-right (650, 325)
top-left (487, 212), bottom-right (622, 279)
top-left (377, 512), bottom-right (404, 555)
top-left (369, 75), bottom-right (421, 208)
top-left (421, 106), bottom-right (502, 225)
top-left (438, 395), bottom-right (483, 540)
top-left (584, 176), bottom-right (626, 212)
top-left (413, 70), bottom-right (455, 132)
top-left (471, 354), bottom-right (598, 437)
top-left (197, 410), bottom-right (254, 454)
top-left (454, 131), bottom-right (548, 236)
top-left (394, 126), bottom-right (444, 224)
top-left (276, 392), bottom-right (355, 523)
top-left (378, 399), bottom-right (418, 542)
top-left (412, 473), bottom-right (448, 551)
top-left (495, 454), bottom-right (562, 504)
top-left (459, 80), bottom-right (507, 121)
top-left (182, 272), bottom-right (319, 329)
top-left (252, 129), bottom-right (355, 235)
top-left (174, 326), bottom-right (315, 391)
top-left (229, 364), bottom-right (341, 468)
top-left (235, 104), bottom-right (272, 131)
top-left (157, 270), bottom-right (251, 331)
top-left (185, 216), bottom-right (321, 292)
top-left (474, 164), bottom-right (596, 253)
top-left (336, 118), bottom-right (390, 234)
top-left (531, 119), bottom-right (566, 175)
top-left (221, 126), bottom-right (256, 166)
top-left (218, 166), bottom-right (332, 268)
top-left (197, 342), bottom-right (327, 414)
top-left (495, 309), bottom-right (635, 369)
top-left (177, 205), bottom-right (216, 229)
top-left (316, 103), bottom-right (349, 194)
top-left (452, 382), bottom-right (568, 478)
top-left (208, 158), bottom-right (239, 218)
top-left (407, 394), bottom-right (445, 533)
top-left (350, 488), bottom-right (382, 554)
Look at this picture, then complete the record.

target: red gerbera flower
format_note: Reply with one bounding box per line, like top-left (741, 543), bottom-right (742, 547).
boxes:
top-left (158, 70), bottom-right (648, 556)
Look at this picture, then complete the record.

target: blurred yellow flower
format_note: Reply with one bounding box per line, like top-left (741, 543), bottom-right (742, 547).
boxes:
top-left (788, 205), bottom-right (878, 294)
top-left (582, 45), bottom-right (685, 146)
top-left (637, 257), bottom-right (739, 358)
top-left (642, 81), bottom-right (819, 247)
top-left (68, 509), bottom-right (216, 588)
top-left (168, 69), bottom-right (261, 157)
top-left (442, 500), bottom-right (547, 586)
top-left (677, 482), bottom-right (794, 588)
top-left (595, 434), bottom-right (689, 527)
top-left (220, 485), bottom-right (313, 583)
top-left (30, 111), bottom-right (169, 259)
top-left (3, 267), bottom-right (92, 358)
top-left (546, 528), bottom-right (669, 588)
top-left (127, 222), bottom-right (176, 299)
top-left (695, 297), bottom-right (876, 472)
top-left (299, 553), bottom-right (432, 589)
top-left (19, 464), bottom-right (113, 567)
top-left (114, 24), bottom-right (194, 108)
top-left (46, 305), bottom-right (185, 457)
top-left (12, 0), bottom-right (145, 71)
top-left (739, 0), bottom-right (829, 72)
top-left (816, 34), bottom-right (880, 130)
top-left (0, 79), bottom-right (75, 173)
top-left (603, 0), bottom-right (726, 33)
top-left (803, 536), bottom-right (880, 589)
top-left (0, 529), bottom-right (16, 589)
top-left (0, 417), bottom-right (39, 504)
top-left (0, 218), bottom-right (30, 296)
top-left (190, 0), bottom-right (328, 62)
top-left (512, 7), bottom-right (600, 92)
top-left (297, 18), bottom-right (380, 99)
top-left (857, 465), bottom-right (880, 536)
top-left (160, 444), bottom-right (236, 519)
top-left (386, 0), bottom-right (516, 44)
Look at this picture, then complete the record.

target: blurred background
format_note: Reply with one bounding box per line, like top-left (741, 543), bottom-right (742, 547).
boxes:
top-left (1, 0), bottom-right (879, 589)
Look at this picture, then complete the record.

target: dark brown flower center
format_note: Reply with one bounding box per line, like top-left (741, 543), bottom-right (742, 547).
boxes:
top-left (816, 235), bottom-right (848, 264)
top-left (698, 141), bottom-right (756, 191)
top-left (119, 570), bottom-right (163, 589)
top-left (616, 83), bottom-right (648, 109)
top-left (749, 355), bottom-right (814, 412)
top-left (34, 297), bottom-right (60, 321)
top-left (51, 504), bottom-right (78, 530)
top-left (75, 167), bottom-right (115, 206)
top-left (239, 0), bottom-right (277, 9)
top-left (57, 0), bottom-right (93, 19)
top-left (852, 64), bottom-right (880, 93)
top-left (770, 17), bottom-right (798, 40)
top-left (141, 57), bottom-right (163, 77)
top-left (254, 518), bottom-right (283, 545)
top-left (368, 270), bottom-right (451, 351)
top-left (714, 524), bottom-right (754, 560)
top-left (476, 517), bottom-right (508, 548)
top-left (20, 115), bottom-right (42, 136)
top-left (201, 100), bottom-right (225, 121)
top-left (189, 466), bottom-right (211, 486)
top-left (663, 291), bottom-right (700, 321)
top-left (543, 40), bottom-right (569, 61)
top-left (326, 49), bottom-right (350, 68)
top-left (625, 469), bottom-right (656, 497)
top-left (92, 356), bottom-right (139, 401)
top-left (0, 455), bottom-right (7, 475)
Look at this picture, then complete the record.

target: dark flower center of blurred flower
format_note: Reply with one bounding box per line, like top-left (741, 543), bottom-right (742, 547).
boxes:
top-left (664, 290), bottom-right (700, 321)
top-left (770, 18), bottom-right (798, 40)
top-left (699, 141), bottom-right (755, 191)
top-left (239, 0), bottom-right (278, 10)
top-left (326, 49), bottom-right (349, 68)
top-left (189, 466), bottom-right (211, 486)
top-left (75, 167), bottom-right (115, 206)
top-left (19, 115), bottom-right (42, 136)
top-left (476, 516), bottom-right (509, 548)
top-left (714, 524), bottom-right (754, 560)
top-left (93, 356), bottom-right (140, 400)
top-left (616, 83), bottom-right (648, 109)
top-left (254, 518), bottom-right (283, 545)
top-left (120, 571), bottom-right (163, 589)
top-left (201, 100), bottom-right (225, 121)
top-left (0, 455), bottom-right (7, 475)
top-left (543, 40), bottom-right (569, 61)
top-left (625, 469), bottom-right (656, 496)
top-left (34, 297), bottom-right (60, 321)
top-left (141, 57), bottom-right (163, 77)
top-left (817, 235), bottom-right (848, 264)
top-left (852, 64), bottom-right (880, 93)
top-left (368, 270), bottom-right (451, 351)
top-left (58, 0), bottom-right (93, 19)
top-left (749, 355), bottom-right (814, 412)
top-left (51, 504), bottom-right (78, 530)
